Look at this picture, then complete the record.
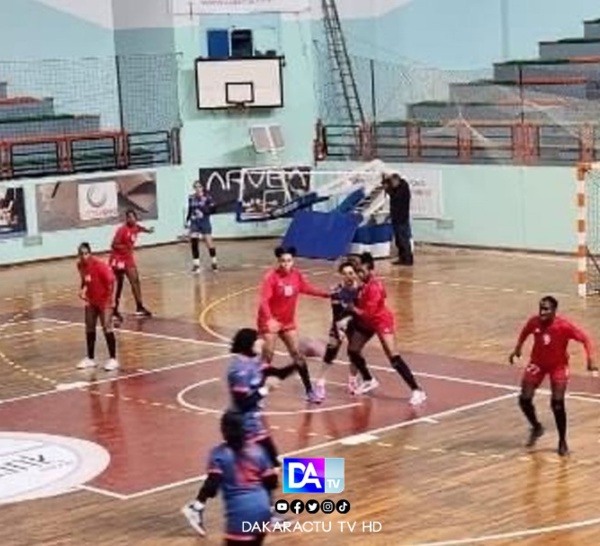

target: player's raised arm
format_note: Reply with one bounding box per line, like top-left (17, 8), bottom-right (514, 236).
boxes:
top-left (298, 270), bottom-right (329, 298)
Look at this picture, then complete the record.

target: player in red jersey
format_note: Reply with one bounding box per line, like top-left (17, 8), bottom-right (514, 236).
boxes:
top-left (509, 296), bottom-right (596, 456)
top-left (257, 246), bottom-right (330, 403)
top-left (109, 209), bottom-right (154, 323)
top-left (76, 242), bottom-right (119, 371)
top-left (346, 252), bottom-right (426, 405)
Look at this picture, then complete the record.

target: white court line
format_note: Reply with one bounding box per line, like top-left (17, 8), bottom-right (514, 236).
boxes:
top-left (177, 379), bottom-right (361, 416)
top-left (0, 354), bottom-right (229, 406)
top-left (40, 317), bottom-right (232, 350)
top-left (409, 516), bottom-right (600, 546)
top-left (0, 323), bottom-right (77, 341)
top-left (7, 318), bottom-right (600, 407)
top-left (78, 484), bottom-right (129, 500)
top-left (117, 392), bottom-right (516, 500)
top-left (0, 318), bottom-right (40, 328)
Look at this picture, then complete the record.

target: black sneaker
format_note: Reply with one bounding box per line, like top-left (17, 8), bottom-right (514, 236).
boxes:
top-left (134, 307), bottom-right (152, 318)
top-left (525, 424), bottom-right (544, 448)
top-left (558, 440), bottom-right (569, 457)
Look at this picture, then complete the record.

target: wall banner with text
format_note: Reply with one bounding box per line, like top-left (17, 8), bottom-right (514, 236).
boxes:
top-left (36, 171), bottom-right (158, 232)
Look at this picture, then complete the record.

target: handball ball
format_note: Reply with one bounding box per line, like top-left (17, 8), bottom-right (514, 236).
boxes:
top-left (298, 338), bottom-right (326, 358)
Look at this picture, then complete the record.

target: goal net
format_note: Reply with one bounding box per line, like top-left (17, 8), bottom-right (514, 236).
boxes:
top-left (578, 162), bottom-right (600, 297)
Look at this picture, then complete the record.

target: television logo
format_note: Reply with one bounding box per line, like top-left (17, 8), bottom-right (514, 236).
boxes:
top-left (282, 458), bottom-right (344, 494)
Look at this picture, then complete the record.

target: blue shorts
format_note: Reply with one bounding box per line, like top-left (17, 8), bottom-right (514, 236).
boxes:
top-left (190, 218), bottom-right (212, 236)
top-left (241, 411), bottom-right (268, 441)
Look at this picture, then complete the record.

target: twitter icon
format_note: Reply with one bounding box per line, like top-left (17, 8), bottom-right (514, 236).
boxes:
top-left (306, 499), bottom-right (320, 514)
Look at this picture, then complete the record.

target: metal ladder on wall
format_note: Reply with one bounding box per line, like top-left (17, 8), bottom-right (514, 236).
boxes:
top-left (321, 0), bottom-right (366, 133)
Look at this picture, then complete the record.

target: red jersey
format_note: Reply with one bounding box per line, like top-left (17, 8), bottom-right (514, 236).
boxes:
top-left (110, 223), bottom-right (141, 259)
top-left (354, 274), bottom-right (395, 333)
top-left (78, 257), bottom-right (115, 308)
top-left (257, 268), bottom-right (329, 329)
top-left (517, 315), bottom-right (593, 368)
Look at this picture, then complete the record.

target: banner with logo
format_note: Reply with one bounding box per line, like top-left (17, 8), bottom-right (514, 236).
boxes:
top-left (36, 171), bottom-right (157, 232)
top-left (398, 167), bottom-right (444, 219)
top-left (0, 186), bottom-right (27, 240)
top-left (172, 0), bottom-right (310, 14)
top-left (198, 167), bottom-right (244, 214)
top-left (199, 166), bottom-right (312, 215)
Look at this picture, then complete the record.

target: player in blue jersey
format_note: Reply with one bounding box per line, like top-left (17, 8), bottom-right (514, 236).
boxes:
top-left (227, 328), bottom-right (297, 467)
top-left (186, 181), bottom-right (218, 273)
top-left (227, 327), bottom-right (297, 525)
top-left (314, 260), bottom-right (365, 399)
top-left (181, 410), bottom-right (276, 544)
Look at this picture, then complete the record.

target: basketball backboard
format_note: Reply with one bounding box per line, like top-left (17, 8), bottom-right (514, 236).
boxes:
top-left (195, 57), bottom-right (284, 110)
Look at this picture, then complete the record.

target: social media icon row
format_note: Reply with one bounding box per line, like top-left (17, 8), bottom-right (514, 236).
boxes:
top-left (275, 499), bottom-right (351, 515)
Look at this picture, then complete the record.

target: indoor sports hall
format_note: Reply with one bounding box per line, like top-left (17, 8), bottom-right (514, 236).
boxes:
top-left (3, 1), bottom-right (600, 545)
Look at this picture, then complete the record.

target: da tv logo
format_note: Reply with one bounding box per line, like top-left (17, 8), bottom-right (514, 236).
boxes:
top-left (282, 458), bottom-right (344, 494)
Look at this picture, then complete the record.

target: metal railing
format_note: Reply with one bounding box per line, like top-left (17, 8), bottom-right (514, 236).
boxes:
top-left (315, 120), bottom-right (599, 166)
top-left (0, 128), bottom-right (181, 180)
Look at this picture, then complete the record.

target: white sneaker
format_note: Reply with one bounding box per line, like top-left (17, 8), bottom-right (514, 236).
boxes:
top-left (181, 504), bottom-right (206, 536)
top-left (347, 377), bottom-right (359, 395)
top-left (356, 378), bottom-right (379, 395)
top-left (104, 359), bottom-right (120, 371)
top-left (409, 389), bottom-right (427, 406)
top-left (77, 358), bottom-right (96, 369)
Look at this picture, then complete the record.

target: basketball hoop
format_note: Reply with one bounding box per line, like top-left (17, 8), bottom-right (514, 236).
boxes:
top-left (228, 100), bottom-right (249, 115)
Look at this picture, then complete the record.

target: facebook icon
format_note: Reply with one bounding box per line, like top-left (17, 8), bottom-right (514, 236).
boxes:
top-left (282, 457), bottom-right (345, 494)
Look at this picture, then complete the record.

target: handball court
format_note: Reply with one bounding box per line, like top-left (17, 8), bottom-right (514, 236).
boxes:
top-left (2, 240), bottom-right (600, 545)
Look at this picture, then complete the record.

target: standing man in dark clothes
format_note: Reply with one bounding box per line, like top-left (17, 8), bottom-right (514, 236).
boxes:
top-left (383, 173), bottom-right (413, 266)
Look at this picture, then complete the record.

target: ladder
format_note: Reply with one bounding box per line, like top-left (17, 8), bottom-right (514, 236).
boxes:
top-left (321, 0), bottom-right (366, 129)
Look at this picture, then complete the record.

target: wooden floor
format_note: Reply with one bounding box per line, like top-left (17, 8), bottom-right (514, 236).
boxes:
top-left (2, 240), bottom-right (600, 545)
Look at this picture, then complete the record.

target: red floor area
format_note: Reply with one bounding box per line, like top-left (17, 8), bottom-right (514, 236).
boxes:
top-left (0, 355), bottom-right (511, 496)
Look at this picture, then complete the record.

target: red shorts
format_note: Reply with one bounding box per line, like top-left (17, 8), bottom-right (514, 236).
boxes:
top-left (522, 362), bottom-right (569, 388)
top-left (257, 320), bottom-right (296, 336)
top-left (357, 311), bottom-right (396, 337)
top-left (86, 301), bottom-right (112, 313)
top-left (109, 255), bottom-right (136, 271)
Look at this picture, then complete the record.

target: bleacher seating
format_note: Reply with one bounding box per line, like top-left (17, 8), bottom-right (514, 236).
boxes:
top-left (405, 17), bottom-right (600, 128)
top-left (0, 80), bottom-right (178, 179)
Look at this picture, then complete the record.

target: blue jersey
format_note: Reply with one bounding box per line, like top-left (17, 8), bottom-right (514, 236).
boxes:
top-left (330, 282), bottom-right (359, 322)
top-left (187, 194), bottom-right (215, 234)
top-left (227, 355), bottom-right (268, 440)
top-left (187, 194), bottom-right (214, 221)
top-left (207, 442), bottom-right (273, 537)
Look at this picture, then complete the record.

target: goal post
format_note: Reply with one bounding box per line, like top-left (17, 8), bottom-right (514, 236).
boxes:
top-left (576, 161), bottom-right (600, 297)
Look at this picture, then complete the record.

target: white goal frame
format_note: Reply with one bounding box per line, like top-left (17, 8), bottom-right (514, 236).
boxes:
top-left (576, 161), bottom-right (600, 297)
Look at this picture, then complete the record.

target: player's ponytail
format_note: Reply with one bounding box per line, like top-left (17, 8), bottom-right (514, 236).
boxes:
top-left (221, 410), bottom-right (245, 454)
top-left (360, 252), bottom-right (375, 270)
